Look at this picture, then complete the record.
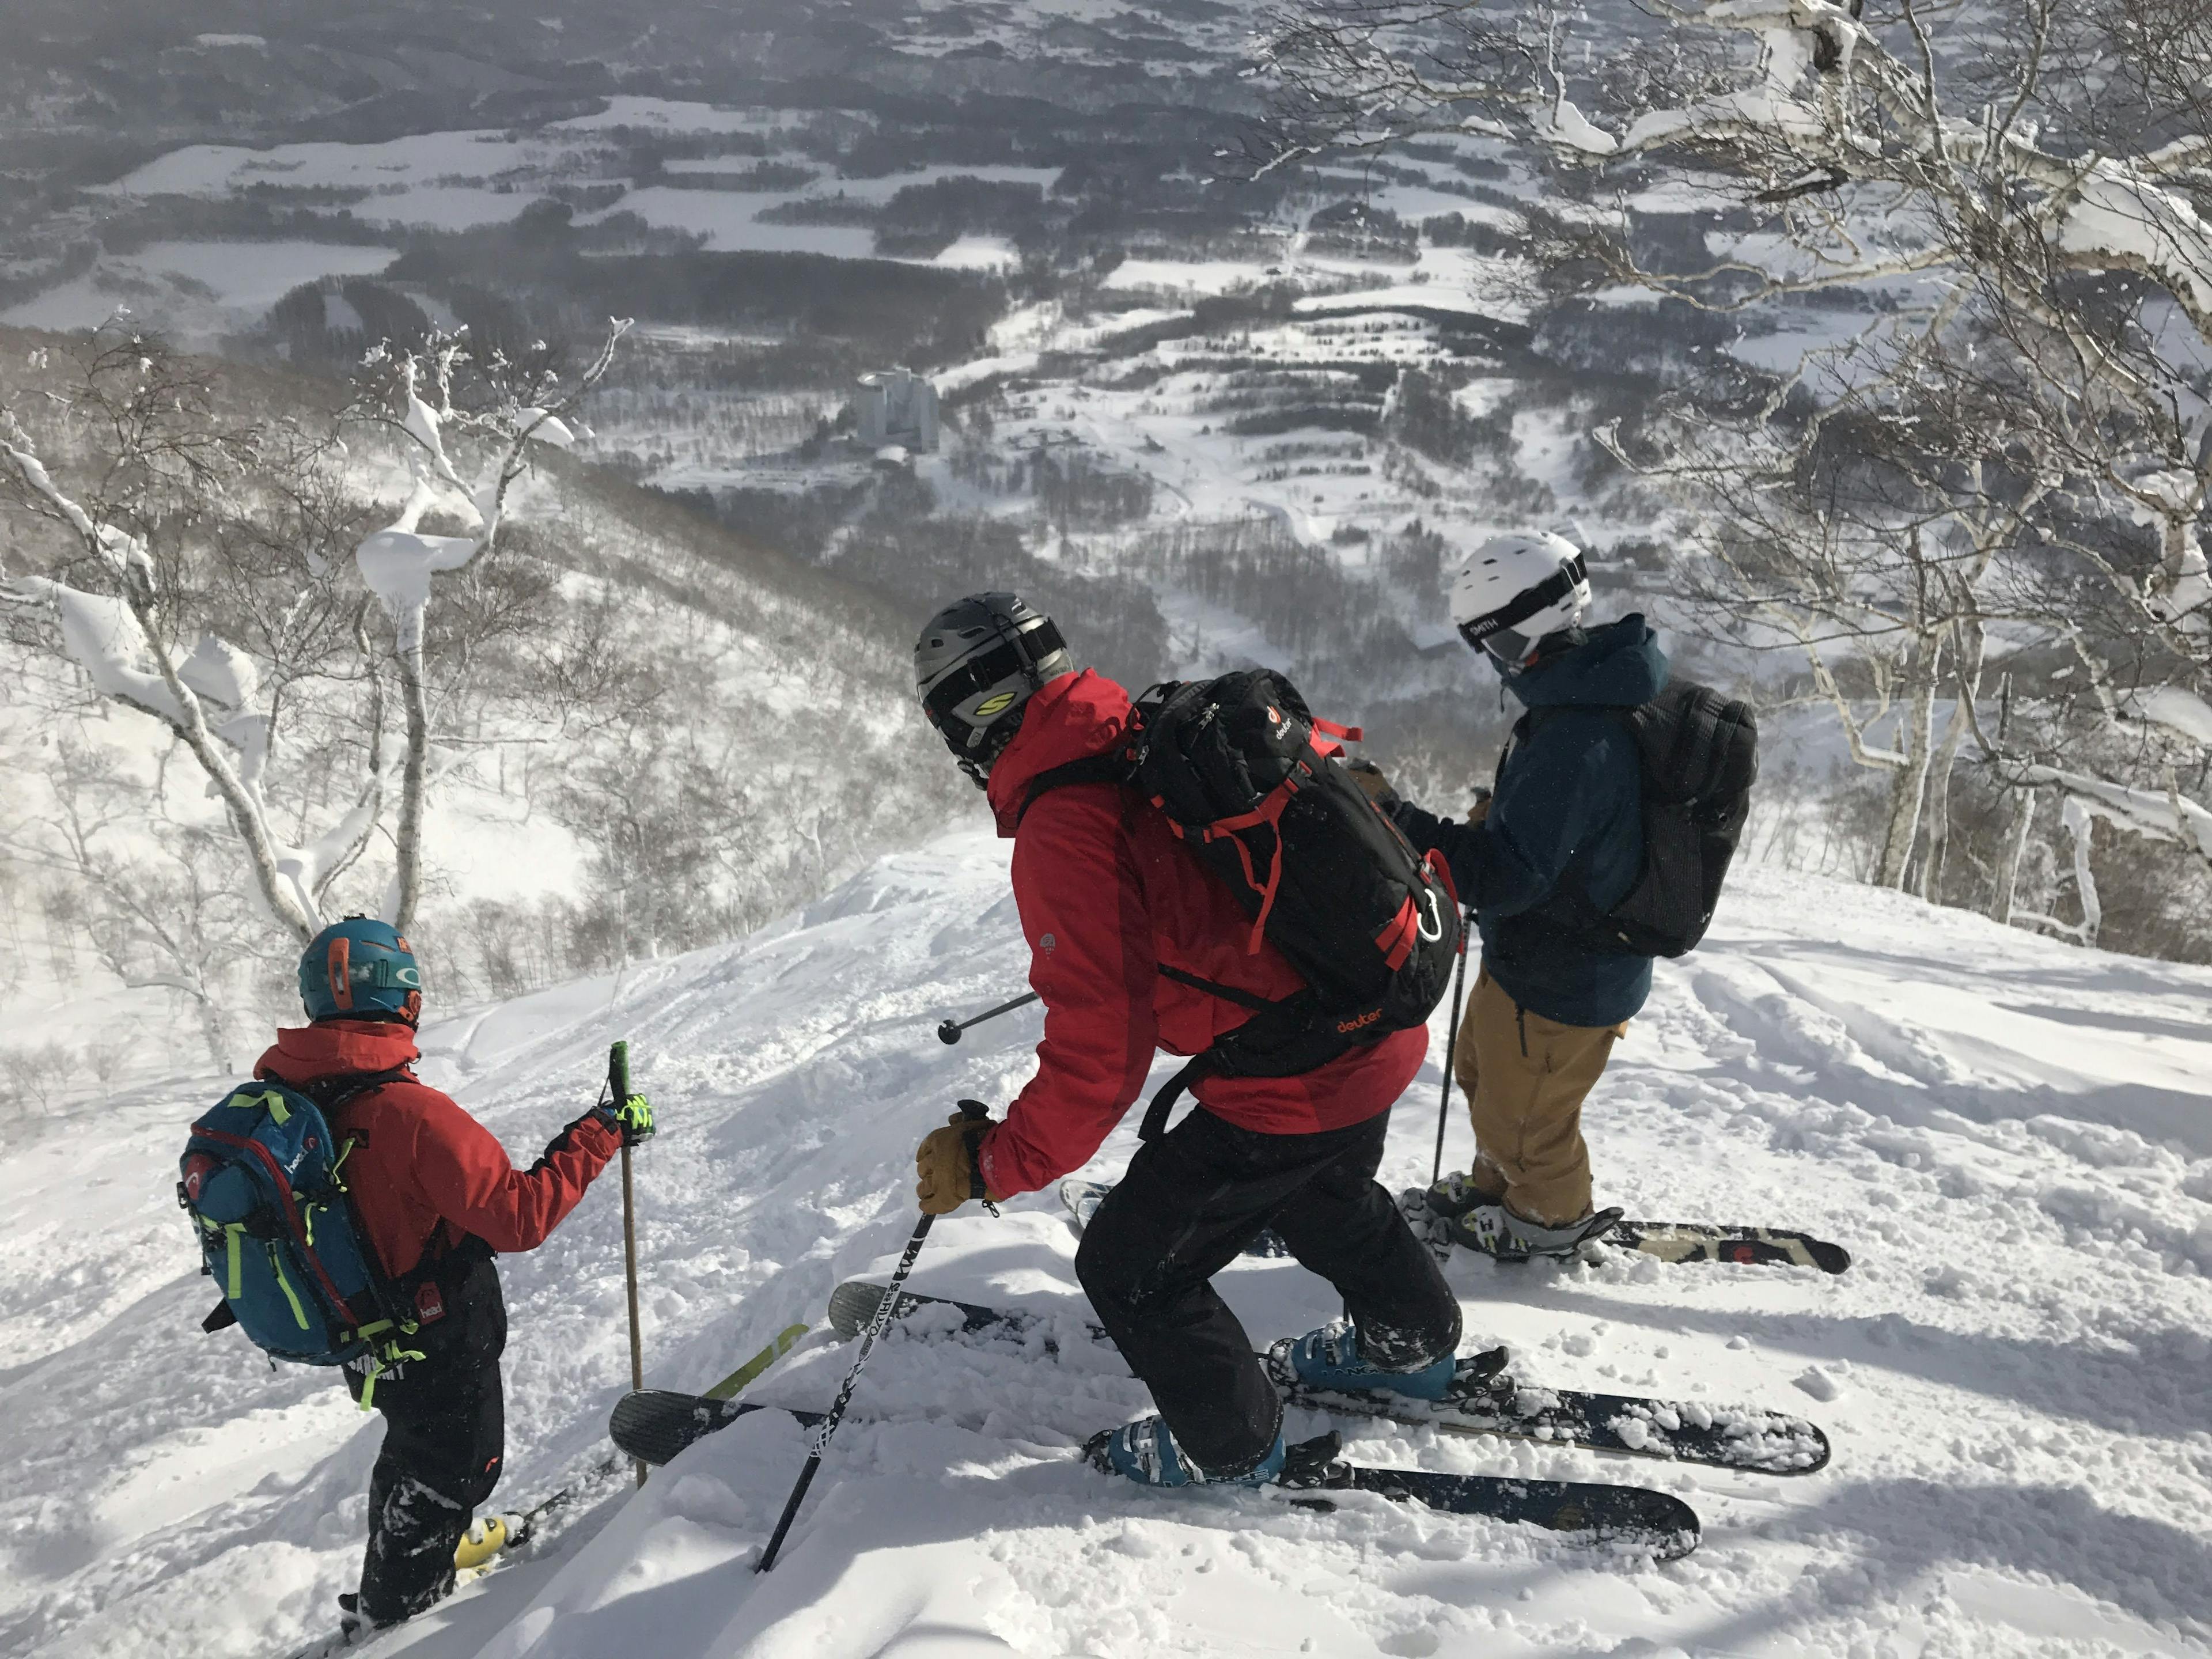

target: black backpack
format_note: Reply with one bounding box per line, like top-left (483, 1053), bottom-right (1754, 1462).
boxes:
top-left (1024, 669), bottom-right (1462, 1135)
top-left (1505, 679), bottom-right (1757, 958)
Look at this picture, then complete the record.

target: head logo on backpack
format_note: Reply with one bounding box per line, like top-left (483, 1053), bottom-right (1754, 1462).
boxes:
top-left (1022, 668), bottom-right (1463, 1134)
top-left (179, 1073), bottom-right (420, 1407)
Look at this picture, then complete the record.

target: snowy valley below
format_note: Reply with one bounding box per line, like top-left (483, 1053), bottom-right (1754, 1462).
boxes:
top-left (6, 832), bottom-right (2210, 1659)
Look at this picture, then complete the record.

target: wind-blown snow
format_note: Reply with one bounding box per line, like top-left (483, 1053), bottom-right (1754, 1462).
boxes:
top-left (5, 839), bottom-right (2210, 1658)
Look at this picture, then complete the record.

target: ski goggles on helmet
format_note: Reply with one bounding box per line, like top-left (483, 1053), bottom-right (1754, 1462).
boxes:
top-left (920, 617), bottom-right (1069, 751)
top-left (1457, 554), bottom-right (1587, 668)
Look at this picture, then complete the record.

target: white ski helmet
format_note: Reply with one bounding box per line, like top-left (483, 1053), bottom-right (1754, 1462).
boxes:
top-left (1448, 532), bottom-right (1591, 668)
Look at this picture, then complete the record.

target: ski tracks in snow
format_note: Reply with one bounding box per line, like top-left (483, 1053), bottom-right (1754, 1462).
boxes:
top-left (5, 839), bottom-right (2212, 1657)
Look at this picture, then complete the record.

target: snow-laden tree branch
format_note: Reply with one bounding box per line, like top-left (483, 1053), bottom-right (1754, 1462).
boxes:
top-left (1, 363), bottom-right (329, 941)
top-left (352, 320), bottom-right (628, 930)
top-left (1254, 0), bottom-right (2212, 939)
top-left (1, 320), bottom-right (628, 957)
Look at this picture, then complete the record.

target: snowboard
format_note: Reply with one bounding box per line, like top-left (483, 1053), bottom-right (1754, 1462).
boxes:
top-left (827, 1280), bottom-right (1828, 1476)
top-left (607, 1388), bottom-right (1699, 1559)
top-left (1062, 1177), bottom-right (1849, 1273)
top-left (823, 1281), bottom-right (1798, 1465)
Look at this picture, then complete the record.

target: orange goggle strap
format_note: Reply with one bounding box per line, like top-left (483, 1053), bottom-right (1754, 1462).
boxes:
top-left (327, 935), bottom-right (353, 1012)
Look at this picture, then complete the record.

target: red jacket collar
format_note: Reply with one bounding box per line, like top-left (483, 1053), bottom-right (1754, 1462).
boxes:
top-left (984, 670), bottom-right (1134, 836)
top-left (256, 1020), bottom-right (421, 1086)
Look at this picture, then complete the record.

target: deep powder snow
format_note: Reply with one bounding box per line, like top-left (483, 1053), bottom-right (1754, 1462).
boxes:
top-left (3, 834), bottom-right (2210, 1658)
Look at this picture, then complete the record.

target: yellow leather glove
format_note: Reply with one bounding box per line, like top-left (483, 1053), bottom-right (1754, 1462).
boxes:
top-left (915, 1104), bottom-right (1006, 1215)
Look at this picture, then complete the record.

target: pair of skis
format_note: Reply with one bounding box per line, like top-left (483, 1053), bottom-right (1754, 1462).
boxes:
top-left (1062, 1178), bottom-right (1854, 1275)
top-left (611, 1277), bottom-right (1836, 1562)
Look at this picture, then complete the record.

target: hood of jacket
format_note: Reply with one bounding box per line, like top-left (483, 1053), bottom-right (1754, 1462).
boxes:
top-left (1505, 614), bottom-right (1669, 710)
top-left (983, 669), bottom-right (1134, 836)
top-left (256, 1018), bottom-right (421, 1086)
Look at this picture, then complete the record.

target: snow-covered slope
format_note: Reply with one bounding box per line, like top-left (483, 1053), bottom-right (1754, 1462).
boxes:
top-left (6, 836), bottom-right (2211, 1658)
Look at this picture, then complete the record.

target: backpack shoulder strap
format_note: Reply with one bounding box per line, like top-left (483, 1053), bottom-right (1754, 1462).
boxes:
top-left (294, 1066), bottom-right (416, 1121)
top-left (1494, 709), bottom-right (1538, 791)
top-left (1157, 963), bottom-right (1277, 1013)
top-left (1017, 753), bottom-right (1136, 828)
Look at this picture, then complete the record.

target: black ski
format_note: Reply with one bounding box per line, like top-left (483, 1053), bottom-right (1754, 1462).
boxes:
top-left (608, 1389), bottom-right (1699, 1559)
top-left (1062, 1180), bottom-right (1850, 1273)
top-left (828, 1281), bottom-right (1828, 1475)
top-left (611, 1390), bottom-right (824, 1467)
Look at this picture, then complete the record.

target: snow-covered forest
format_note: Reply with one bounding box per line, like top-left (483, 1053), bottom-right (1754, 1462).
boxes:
top-left (2, 1), bottom-right (2210, 1656)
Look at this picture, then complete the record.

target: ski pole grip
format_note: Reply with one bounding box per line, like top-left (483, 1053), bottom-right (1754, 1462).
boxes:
top-left (609, 1040), bottom-right (631, 1101)
top-left (958, 1099), bottom-right (989, 1123)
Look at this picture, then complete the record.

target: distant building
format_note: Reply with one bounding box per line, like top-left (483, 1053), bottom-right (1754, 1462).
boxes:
top-left (854, 369), bottom-right (939, 453)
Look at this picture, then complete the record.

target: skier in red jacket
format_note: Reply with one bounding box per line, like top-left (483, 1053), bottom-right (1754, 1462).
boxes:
top-left (255, 917), bottom-right (652, 1634)
top-left (911, 594), bottom-right (1463, 1487)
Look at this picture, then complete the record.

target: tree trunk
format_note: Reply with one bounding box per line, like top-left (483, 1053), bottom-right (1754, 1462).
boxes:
top-left (1995, 787), bottom-right (2037, 924)
top-left (2062, 796), bottom-right (2101, 948)
top-left (1918, 618), bottom-right (1985, 904)
top-left (1878, 638), bottom-right (1940, 889)
top-left (192, 986), bottom-right (233, 1075)
top-left (393, 634), bottom-right (431, 933)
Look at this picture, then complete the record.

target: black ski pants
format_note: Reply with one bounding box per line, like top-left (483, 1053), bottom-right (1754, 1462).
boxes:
top-left (1075, 1103), bottom-right (1461, 1477)
top-left (343, 1250), bottom-right (507, 1626)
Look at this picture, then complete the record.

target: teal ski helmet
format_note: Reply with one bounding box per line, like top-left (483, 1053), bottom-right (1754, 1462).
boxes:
top-left (300, 916), bottom-right (423, 1024)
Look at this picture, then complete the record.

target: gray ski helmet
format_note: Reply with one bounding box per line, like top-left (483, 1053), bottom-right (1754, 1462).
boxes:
top-left (915, 592), bottom-right (1074, 785)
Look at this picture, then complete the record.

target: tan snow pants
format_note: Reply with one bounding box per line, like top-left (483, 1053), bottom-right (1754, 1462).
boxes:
top-left (1452, 966), bottom-right (1627, 1227)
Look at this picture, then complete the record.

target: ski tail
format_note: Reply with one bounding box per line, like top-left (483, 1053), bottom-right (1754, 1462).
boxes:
top-left (610, 1390), bottom-right (819, 1467)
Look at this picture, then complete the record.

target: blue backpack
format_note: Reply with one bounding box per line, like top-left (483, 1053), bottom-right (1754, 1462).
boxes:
top-left (180, 1073), bottom-right (421, 1405)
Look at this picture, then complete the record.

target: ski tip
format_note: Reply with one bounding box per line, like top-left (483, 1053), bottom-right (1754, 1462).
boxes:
top-left (1808, 1239), bottom-right (1853, 1274)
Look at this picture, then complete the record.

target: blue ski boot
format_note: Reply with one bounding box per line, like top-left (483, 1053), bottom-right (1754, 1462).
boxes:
top-left (1269, 1319), bottom-right (1457, 1402)
top-left (1084, 1415), bottom-right (1289, 1487)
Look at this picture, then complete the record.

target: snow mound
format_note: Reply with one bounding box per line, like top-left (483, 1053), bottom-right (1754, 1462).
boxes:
top-left (6, 842), bottom-right (2211, 1657)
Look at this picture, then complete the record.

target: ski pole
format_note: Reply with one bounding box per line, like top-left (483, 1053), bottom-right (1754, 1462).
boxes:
top-left (611, 1040), bottom-right (647, 1489)
top-left (757, 1101), bottom-right (983, 1571)
top-left (1431, 908), bottom-right (1472, 1187)
top-left (936, 990), bottom-right (1039, 1045)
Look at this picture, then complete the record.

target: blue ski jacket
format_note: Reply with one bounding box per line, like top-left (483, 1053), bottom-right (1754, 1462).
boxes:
top-left (1391, 616), bottom-right (1669, 1028)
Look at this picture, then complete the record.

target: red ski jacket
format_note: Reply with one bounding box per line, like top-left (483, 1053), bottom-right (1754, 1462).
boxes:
top-left (254, 1021), bottom-right (619, 1280)
top-left (974, 671), bottom-right (1426, 1198)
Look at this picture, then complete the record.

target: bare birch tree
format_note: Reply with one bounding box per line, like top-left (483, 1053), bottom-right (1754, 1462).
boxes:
top-left (0, 319), bottom-right (628, 952)
top-left (1252, 0), bottom-right (2212, 926)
